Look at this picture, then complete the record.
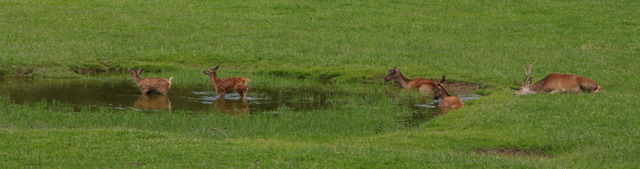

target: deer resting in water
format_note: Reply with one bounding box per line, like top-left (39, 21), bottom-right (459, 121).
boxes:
top-left (203, 64), bottom-right (251, 99)
top-left (511, 64), bottom-right (601, 95)
top-left (384, 66), bottom-right (436, 94)
top-left (433, 76), bottom-right (464, 109)
top-left (127, 68), bottom-right (173, 95)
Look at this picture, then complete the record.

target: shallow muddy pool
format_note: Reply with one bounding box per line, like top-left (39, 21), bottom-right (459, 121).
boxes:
top-left (0, 78), bottom-right (480, 126)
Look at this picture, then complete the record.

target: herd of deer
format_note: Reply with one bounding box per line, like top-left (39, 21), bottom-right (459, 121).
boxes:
top-left (127, 64), bottom-right (601, 111)
top-left (384, 64), bottom-right (601, 110)
top-left (126, 64), bottom-right (250, 98)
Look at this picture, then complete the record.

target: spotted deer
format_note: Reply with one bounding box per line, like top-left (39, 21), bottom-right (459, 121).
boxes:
top-left (384, 66), bottom-right (436, 94)
top-left (127, 68), bottom-right (173, 95)
top-left (203, 64), bottom-right (251, 99)
top-left (511, 64), bottom-right (602, 95)
top-left (433, 76), bottom-right (464, 109)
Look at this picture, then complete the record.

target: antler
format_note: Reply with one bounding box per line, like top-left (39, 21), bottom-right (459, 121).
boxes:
top-left (513, 64), bottom-right (533, 86)
top-left (511, 64), bottom-right (533, 90)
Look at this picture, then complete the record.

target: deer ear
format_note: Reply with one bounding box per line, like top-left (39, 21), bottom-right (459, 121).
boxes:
top-left (441, 75), bottom-right (446, 83)
top-left (136, 68), bottom-right (142, 72)
top-left (389, 66), bottom-right (398, 73)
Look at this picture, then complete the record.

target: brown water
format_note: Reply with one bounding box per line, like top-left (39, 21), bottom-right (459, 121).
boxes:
top-left (0, 78), bottom-right (480, 126)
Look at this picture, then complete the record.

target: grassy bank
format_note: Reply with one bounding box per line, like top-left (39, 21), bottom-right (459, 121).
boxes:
top-left (1, 0), bottom-right (639, 168)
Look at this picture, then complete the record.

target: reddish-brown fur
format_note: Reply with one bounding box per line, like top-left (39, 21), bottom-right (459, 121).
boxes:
top-left (127, 68), bottom-right (173, 95)
top-left (384, 67), bottom-right (436, 93)
top-left (203, 64), bottom-right (251, 99)
top-left (511, 65), bottom-right (602, 95)
top-left (433, 76), bottom-right (464, 109)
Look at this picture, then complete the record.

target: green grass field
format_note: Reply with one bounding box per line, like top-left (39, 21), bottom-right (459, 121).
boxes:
top-left (2, 0), bottom-right (640, 168)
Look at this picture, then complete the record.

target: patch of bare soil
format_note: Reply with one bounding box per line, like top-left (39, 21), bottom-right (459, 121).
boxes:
top-left (473, 148), bottom-right (551, 158)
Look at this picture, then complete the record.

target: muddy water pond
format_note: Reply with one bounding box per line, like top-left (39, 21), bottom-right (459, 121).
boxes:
top-left (0, 78), bottom-right (480, 127)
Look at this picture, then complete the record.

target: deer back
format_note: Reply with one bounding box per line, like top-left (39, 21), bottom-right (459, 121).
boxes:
top-left (385, 67), bottom-right (435, 90)
top-left (407, 78), bottom-right (436, 91)
top-left (438, 96), bottom-right (464, 108)
top-left (215, 77), bottom-right (250, 93)
top-left (138, 77), bottom-right (173, 94)
top-left (530, 73), bottom-right (600, 93)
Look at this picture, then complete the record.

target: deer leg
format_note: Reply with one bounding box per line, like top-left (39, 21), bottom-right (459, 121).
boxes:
top-left (548, 89), bottom-right (562, 94)
top-left (581, 86), bottom-right (598, 93)
top-left (158, 89), bottom-right (166, 95)
top-left (237, 90), bottom-right (245, 99)
top-left (244, 86), bottom-right (250, 98)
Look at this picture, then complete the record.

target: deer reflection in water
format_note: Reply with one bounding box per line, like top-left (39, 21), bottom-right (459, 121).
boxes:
top-left (133, 94), bottom-right (172, 112)
top-left (213, 97), bottom-right (249, 114)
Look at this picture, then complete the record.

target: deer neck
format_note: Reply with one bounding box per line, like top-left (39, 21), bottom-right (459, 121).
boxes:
top-left (132, 74), bottom-right (143, 85)
top-left (395, 71), bottom-right (411, 88)
top-left (441, 89), bottom-right (451, 98)
top-left (208, 74), bottom-right (221, 91)
top-left (435, 87), bottom-right (451, 99)
top-left (529, 81), bottom-right (548, 93)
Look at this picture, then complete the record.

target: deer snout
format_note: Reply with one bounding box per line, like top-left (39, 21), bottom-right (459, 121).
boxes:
top-left (384, 76), bottom-right (393, 82)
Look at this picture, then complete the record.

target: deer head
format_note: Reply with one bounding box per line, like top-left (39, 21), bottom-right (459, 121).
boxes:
top-left (384, 67), bottom-right (399, 82)
top-left (433, 75), bottom-right (450, 100)
top-left (203, 64), bottom-right (221, 76)
top-left (510, 64), bottom-right (536, 95)
top-left (127, 68), bottom-right (142, 79)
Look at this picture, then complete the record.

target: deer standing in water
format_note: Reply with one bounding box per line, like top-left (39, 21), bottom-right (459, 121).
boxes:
top-left (203, 64), bottom-right (251, 99)
top-left (127, 68), bottom-right (173, 95)
top-left (433, 76), bottom-right (464, 109)
top-left (384, 67), bottom-right (436, 94)
top-left (511, 64), bottom-right (602, 95)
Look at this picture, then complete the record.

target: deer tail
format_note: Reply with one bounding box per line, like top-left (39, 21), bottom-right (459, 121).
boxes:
top-left (169, 77), bottom-right (174, 81)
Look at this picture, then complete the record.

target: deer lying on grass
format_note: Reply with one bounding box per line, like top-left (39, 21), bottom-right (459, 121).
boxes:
top-left (433, 76), bottom-right (464, 109)
top-left (127, 68), bottom-right (173, 95)
top-left (511, 64), bottom-right (601, 95)
top-left (384, 67), bottom-right (436, 94)
top-left (204, 64), bottom-right (251, 99)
